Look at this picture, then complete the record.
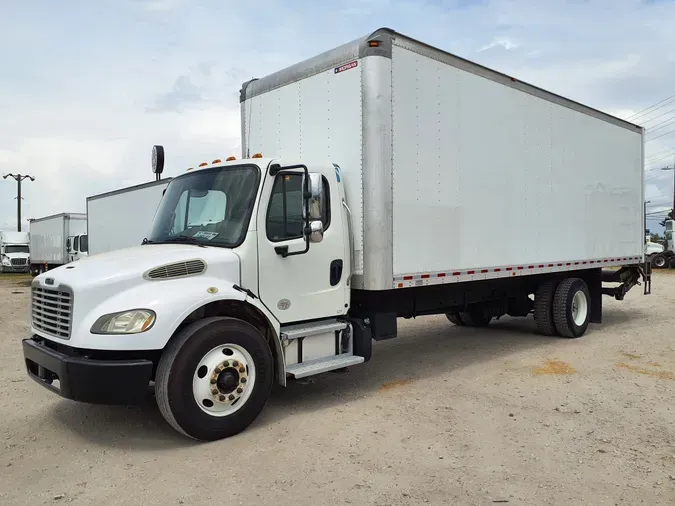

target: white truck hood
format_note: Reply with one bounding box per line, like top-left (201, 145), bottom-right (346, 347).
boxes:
top-left (33, 244), bottom-right (240, 292)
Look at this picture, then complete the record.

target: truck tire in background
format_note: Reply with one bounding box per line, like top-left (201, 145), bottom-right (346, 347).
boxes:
top-left (155, 316), bottom-right (274, 441)
top-left (533, 280), bottom-right (559, 336)
top-left (459, 305), bottom-right (492, 327)
top-left (445, 313), bottom-right (465, 326)
top-left (552, 278), bottom-right (591, 338)
top-left (652, 253), bottom-right (667, 269)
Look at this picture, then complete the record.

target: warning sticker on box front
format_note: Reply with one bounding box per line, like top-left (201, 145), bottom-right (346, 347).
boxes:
top-left (334, 61), bottom-right (358, 74)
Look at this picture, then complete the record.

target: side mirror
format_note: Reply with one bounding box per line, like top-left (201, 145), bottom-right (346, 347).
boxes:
top-left (308, 220), bottom-right (324, 243)
top-left (302, 173), bottom-right (324, 221)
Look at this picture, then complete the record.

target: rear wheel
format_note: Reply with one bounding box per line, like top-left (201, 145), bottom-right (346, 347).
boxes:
top-left (155, 317), bottom-right (274, 441)
top-left (552, 278), bottom-right (590, 338)
top-left (534, 280), bottom-right (559, 336)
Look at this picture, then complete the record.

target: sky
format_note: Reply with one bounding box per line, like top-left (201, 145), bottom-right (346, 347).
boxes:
top-left (2, 0), bottom-right (675, 232)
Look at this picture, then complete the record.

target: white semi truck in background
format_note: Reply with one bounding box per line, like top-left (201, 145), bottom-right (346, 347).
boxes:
top-left (86, 179), bottom-right (172, 256)
top-left (0, 231), bottom-right (30, 273)
top-left (22, 28), bottom-right (650, 441)
top-left (28, 213), bottom-right (88, 275)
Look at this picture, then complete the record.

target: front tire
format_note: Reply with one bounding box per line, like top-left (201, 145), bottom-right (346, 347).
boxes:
top-left (652, 253), bottom-right (667, 269)
top-left (155, 317), bottom-right (274, 441)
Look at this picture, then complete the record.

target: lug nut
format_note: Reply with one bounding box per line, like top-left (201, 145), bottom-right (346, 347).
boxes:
top-left (219, 394), bottom-right (226, 401)
top-left (222, 361), bottom-right (229, 367)
top-left (240, 378), bottom-right (247, 384)
top-left (233, 361), bottom-right (239, 367)
top-left (228, 394), bottom-right (235, 401)
top-left (211, 389), bottom-right (218, 395)
top-left (236, 388), bottom-right (243, 394)
top-left (210, 378), bottom-right (217, 384)
top-left (239, 367), bottom-right (245, 373)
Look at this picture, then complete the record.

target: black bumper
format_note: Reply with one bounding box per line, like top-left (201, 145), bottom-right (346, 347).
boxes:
top-left (22, 338), bottom-right (154, 405)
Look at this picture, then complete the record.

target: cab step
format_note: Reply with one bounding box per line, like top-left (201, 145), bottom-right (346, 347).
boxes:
top-left (281, 319), bottom-right (348, 341)
top-left (286, 354), bottom-right (364, 379)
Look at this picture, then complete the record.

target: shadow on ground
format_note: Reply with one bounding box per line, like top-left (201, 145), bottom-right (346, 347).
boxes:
top-left (46, 315), bottom-right (556, 449)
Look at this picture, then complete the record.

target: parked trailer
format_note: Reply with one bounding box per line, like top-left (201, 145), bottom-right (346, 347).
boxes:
top-left (87, 179), bottom-right (171, 256)
top-left (28, 213), bottom-right (87, 274)
top-left (0, 231), bottom-right (30, 273)
top-left (23, 28), bottom-right (650, 441)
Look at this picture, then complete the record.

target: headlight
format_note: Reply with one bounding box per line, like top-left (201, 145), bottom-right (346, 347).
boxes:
top-left (1, 257), bottom-right (10, 266)
top-left (91, 309), bottom-right (156, 334)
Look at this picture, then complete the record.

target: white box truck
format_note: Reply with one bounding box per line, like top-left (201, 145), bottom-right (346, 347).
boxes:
top-left (28, 213), bottom-right (88, 274)
top-left (86, 179), bottom-right (171, 256)
top-left (0, 231), bottom-right (30, 273)
top-left (22, 28), bottom-right (650, 441)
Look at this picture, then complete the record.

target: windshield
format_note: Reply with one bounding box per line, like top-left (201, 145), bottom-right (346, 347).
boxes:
top-left (146, 165), bottom-right (260, 248)
top-left (5, 245), bottom-right (28, 254)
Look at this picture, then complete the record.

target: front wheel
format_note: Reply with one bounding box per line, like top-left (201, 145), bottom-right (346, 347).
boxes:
top-left (652, 253), bottom-right (667, 269)
top-left (155, 317), bottom-right (274, 441)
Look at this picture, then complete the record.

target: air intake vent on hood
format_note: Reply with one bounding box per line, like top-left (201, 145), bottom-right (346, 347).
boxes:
top-left (145, 259), bottom-right (206, 280)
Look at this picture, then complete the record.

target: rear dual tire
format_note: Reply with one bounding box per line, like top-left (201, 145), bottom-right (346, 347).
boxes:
top-left (535, 277), bottom-right (590, 338)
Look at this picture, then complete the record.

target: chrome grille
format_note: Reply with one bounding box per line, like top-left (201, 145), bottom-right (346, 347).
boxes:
top-left (32, 286), bottom-right (73, 339)
top-left (145, 259), bottom-right (206, 280)
top-left (11, 258), bottom-right (27, 266)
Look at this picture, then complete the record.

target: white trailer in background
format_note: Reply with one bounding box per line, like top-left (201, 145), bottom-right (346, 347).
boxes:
top-left (0, 231), bottom-right (30, 273)
top-left (28, 213), bottom-right (87, 274)
top-left (86, 179), bottom-right (171, 256)
top-left (23, 28), bottom-right (650, 442)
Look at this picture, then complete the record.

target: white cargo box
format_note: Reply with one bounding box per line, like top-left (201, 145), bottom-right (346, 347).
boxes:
top-left (241, 28), bottom-right (644, 291)
top-left (86, 179), bottom-right (171, 256)
top-left (28, 213), bottom-right (87, 265)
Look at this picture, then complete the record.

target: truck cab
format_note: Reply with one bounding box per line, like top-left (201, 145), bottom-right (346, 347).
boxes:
top-left (66, 234), bottom-right (89, 262)
top-left (23, 155), bottom-right (354, 441)
top-left (0, 231), bottom-right (30, 273)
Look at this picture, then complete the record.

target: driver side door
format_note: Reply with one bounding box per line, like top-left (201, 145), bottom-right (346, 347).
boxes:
top-left (256, 170), bottom-right (347, 324)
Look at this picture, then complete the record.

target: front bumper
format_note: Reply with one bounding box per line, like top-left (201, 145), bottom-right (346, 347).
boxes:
top-left (22, 337), bottom-right (154, 405)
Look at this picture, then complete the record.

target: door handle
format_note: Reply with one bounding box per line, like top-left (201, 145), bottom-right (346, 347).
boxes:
top-left (330, 259), bottom-right (343, 286)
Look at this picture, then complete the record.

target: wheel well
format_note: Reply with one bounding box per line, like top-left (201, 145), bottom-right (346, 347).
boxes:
top-left (174, 300), bottom-right (282, 383)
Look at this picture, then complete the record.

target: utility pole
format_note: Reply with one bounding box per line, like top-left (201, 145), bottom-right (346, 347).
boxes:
top-left (2, 173), bottom-right (35, 232)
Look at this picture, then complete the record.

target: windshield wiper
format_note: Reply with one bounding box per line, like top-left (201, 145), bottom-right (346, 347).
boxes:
top-left (142, 235), bottom-right (206, 248)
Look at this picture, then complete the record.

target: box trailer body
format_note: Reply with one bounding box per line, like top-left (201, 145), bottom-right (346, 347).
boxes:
top-left (241, 28), bottom-right (644, 292)
top-left (28, 213), bottom-right (87, 273)
top-left (0, 230), bottom-right (30, 273)
top-left (22, 28), bottom-right (650, 442)
top-left (87, 179), bottom-right (171, 256)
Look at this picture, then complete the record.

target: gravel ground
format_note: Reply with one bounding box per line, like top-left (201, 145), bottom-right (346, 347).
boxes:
top-left (1, 272), bottom-right (674, 505)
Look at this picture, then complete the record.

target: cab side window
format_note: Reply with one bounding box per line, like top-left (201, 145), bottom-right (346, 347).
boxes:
top-left (266, 174), bottom-right (330, 242)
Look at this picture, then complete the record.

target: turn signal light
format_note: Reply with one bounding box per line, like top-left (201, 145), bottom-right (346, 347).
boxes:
top-left (199, 162), bottom-right (208, 167)
top-left (252, 153), bottom-right (263, 158)
top-left (368, 40), bottom-right (380, 47)
top-left (226, 156), bottom-right (236, 161)
top-left (212, 159), bottom-right (222, 164)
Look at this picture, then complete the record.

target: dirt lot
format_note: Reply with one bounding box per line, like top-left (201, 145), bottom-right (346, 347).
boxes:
top-left (1, 273), bottom-right (674, 505)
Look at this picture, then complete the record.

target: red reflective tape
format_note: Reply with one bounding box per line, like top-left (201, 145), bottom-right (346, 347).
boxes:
top-left (403, 276), bottom-right (413, 280)
top-left (467, 270), bottom-right (475, 275)
top-left (437, 273), bottom-right (446, 277)
top-left (557, 263), bottom-right (562, 267)
top-left (481, 269), bottom-right (488, 273)
top-left (494, 268), bottom-right (501, 272)
top-left (528, 266), bottom-right (534, 269)
top-left (517, 266), bottom-right (524, 270)
top-left (421, 274), bottom-right (430, 279)
top-left (538, 265), bottom-right (544, 268)
top-left (452, 271), bottom-right (461, 276)
top-left (574, 262), bottom-right (580, 265)
top-left (548, 264), bottom-right (553, 267)
top-left (506, 267), bottom-right (513, 271)
top-left (590, 261), bottom-right (595, 264)
top-left (567, 263), bottom-right (571, 266)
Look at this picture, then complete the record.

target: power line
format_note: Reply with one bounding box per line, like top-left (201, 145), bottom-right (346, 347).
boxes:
top-left (627, 94), bottom-right (675, 121)
top-left (646, 117), bottom-right (675, 136)
top-left (640, 106), bottom-right (675, 126)
top-left (646, 127), bottom-right (675, 143)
